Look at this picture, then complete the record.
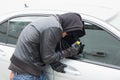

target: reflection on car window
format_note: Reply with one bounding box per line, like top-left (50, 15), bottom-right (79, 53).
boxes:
top-left (0, 16), bottom-right (51, 45)
top-left (0, 22), bottom-right (8, 43)
top-left (84, 22), bottom-right (103, 30)
top-left (79, 22), bottom-right (120, 67)
top-left (7, 16), bottom-right (44, 44)
top-left (8, 20), bottom-right (30, 44)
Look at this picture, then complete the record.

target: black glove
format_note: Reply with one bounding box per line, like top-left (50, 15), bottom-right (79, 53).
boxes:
top-left (50, 62), bottom-right (67, 73)
top-left (78, 42), bottom-right (85, 55)
top-left (68, 42), bottom-right (85, 59)
top-left (62, 41), bottom-right (81, 57)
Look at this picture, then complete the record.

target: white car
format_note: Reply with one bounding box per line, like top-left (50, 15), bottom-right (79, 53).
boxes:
top-left (0, 9), bottom-right (120, 80)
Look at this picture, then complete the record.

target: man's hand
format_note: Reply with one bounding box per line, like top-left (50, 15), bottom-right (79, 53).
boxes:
top-left (77, 42), bottom-right (85, 55)
top-left (62, 41), bottom-right (81, 57)
top-left (50, 62), bottom-right (67, 73)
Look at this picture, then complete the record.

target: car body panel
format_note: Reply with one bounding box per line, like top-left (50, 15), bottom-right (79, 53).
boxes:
top-left (54, 59), bottom-right (120, 80)
top-left (0, 44), bottom-right (14, 80)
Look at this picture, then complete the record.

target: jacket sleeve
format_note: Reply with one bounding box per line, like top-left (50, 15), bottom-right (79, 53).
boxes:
top-left (41, 27), bottom-right (64, 64)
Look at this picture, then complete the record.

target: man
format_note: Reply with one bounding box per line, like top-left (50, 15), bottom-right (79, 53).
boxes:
top-left (9, 12), bottom-right (85, 80)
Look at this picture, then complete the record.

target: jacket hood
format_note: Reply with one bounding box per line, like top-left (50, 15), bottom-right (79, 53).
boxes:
top-left (58, 13), bottom-right (84, 32)
top-left (58, 13), bottom-right (85, 38)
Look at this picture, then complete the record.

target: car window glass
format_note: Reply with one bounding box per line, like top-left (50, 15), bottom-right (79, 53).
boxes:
top-left (79, 22), bottom-right (120, 67)
top-left (7, 16), bottom-right (43, 44)
top-left (0, 22), bottom-right (8, 43)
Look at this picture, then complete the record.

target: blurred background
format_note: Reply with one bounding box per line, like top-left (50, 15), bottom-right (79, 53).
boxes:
top-left (0, 0), bottom-right (120, 13)
top-left (0, 0), bottom-right (120, 28)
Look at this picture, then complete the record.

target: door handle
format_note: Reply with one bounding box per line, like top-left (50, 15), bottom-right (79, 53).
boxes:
top-left (85, 51), bottom-right (106, 57)
top-left (64, 65), bottom-right (80, 75)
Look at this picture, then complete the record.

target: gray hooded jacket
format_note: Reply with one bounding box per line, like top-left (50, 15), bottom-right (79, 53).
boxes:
top-left (9, 13), bottom-right (85, 76)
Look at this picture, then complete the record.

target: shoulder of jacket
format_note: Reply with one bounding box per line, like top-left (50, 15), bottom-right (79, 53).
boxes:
top-left (51, 15), bottom-right (63, 31)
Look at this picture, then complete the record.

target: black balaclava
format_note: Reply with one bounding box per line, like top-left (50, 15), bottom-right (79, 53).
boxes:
top-left (56, 13), bottom-right (85, 51)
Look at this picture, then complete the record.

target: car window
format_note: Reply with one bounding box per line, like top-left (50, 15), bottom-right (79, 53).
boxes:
top-left (0, 22), bottom-right (8, 43)
top-left (8, 17), bottom-right (45, 44)
top-left (79, 22), bottom-right (120, 67)
top-left (0, 16), bottom-right (49, 45)
top-left (7, 17), bottom-right (31, 44)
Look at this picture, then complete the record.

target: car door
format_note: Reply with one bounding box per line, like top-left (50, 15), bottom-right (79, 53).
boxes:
top-left (0, 15), bottom-right (55, 80)
top-left (53, 21), bottom-right (120, 80)
top-left (0, 21), bottom-right (15, 80)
